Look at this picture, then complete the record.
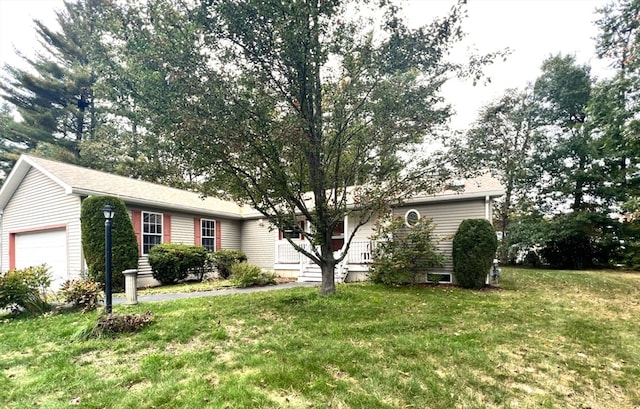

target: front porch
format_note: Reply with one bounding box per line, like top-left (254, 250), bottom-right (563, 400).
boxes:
top-left (274, 240), bottom-right (374, 283)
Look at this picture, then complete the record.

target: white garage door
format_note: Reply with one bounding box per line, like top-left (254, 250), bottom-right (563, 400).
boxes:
top-left (15, 229), bottom-right (68, 290)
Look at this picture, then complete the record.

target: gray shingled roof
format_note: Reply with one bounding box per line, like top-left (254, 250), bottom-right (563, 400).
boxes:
top-left (405, 172), bottom-right (505, 204)
top-left (0, 155), bottom-right (504, 217)
top-left (0, 155), bottom-right (248, 219)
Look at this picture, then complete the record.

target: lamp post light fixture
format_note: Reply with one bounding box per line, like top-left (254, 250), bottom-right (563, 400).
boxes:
top-left (103, 204), bottom-right (115, 314)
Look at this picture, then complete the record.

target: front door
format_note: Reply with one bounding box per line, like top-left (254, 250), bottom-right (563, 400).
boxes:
top-left (332, 221), bottom-right (345, 252)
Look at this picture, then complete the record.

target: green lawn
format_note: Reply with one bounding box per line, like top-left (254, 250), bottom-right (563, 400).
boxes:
top-left (1, 268), bottom-right (639, 408)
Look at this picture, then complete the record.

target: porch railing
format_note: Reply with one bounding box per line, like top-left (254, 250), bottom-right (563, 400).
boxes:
top-left (276, 240), bottom-right (376, 265)
top-left (276, 242), bottom-right (301, 264)
top-left (347, 240), bottom-right (375, 264)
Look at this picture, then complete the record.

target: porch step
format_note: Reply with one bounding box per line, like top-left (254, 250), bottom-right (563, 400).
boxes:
top-left (298, 265), bottom-right (322, 282)
top-left (298, 272), bottom-right (322, 282)
top-left (297, 264), bottom-right (349, 283)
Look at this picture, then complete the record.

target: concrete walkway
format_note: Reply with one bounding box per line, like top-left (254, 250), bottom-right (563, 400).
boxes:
top-left (112, 281), bottom-right (319, 304)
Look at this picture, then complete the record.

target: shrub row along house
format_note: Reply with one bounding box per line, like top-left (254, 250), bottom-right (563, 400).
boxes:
top-left (0, 155), bottom-right (504, 289)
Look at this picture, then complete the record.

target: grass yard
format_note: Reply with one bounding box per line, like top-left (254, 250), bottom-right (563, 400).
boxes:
top-left (1, 268), bottom-right (639, 408)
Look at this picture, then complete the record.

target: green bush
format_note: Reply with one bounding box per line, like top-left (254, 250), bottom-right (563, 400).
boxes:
top-left (624, 241), bottom-right (640, 271)
top-left (452, 219), bottom-right (498, 289)
top-left (81, 196), bottom-right (139, 291)
top-left (209, 249), bottom-right (248, 279)
top-left (148, 243), bottom-right (209, 284)
top-left (523, 250), bottom-right (541, 267)
top-left (539, 211), bottom-right (620, 269)
top-left (369, 216), bottom-right (445, 286)
top-left (0, 265), bottom-right (51, 315)
top-left (59, 278), bottom-right (103, 312)
top-left (230, 262), bottom-right (276, 288)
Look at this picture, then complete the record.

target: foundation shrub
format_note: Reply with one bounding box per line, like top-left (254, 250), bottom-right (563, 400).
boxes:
top-left (369, 216), bottom-right (445, 286)
top-left (230, 262), bottom-right (276, 287)
top-left (81, 196), bottom-right (139, 291)
top-left (59, 278), bottom-right (103, 312)
top-left (0, 265), bottom-right (51, 314)
top-left (148, 243), bottom-right (208, 284)
top-left (209, 249), bottom-right (247, 279)
top-left (452, 219), bottom-right (498, 289)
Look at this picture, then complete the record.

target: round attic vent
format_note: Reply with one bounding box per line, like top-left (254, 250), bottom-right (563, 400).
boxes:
top-left (405, 209), bottom-right (420, 227)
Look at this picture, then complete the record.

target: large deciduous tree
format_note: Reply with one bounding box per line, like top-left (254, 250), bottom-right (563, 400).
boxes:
top-left (169, 0), bottom-right (498, 295)
top-left (532, 54), bottom-right (602, 212)
top-left (521, 55), bottom-right (618, 269)
top-left (446, 88), bottom-right (541, 253)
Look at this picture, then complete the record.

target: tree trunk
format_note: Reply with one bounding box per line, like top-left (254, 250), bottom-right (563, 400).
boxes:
top-left (573, 155), bottom-right (586, 211)
top-left (75, 109), bottom-right (84, 159)
top-left (319, 246), bottom-right (336, 295)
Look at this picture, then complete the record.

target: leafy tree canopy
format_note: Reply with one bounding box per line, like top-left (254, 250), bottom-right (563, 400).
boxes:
top-left (3, 0), bottom-right (504, 291)
top-left (182, 0), bottom-right (502, 294)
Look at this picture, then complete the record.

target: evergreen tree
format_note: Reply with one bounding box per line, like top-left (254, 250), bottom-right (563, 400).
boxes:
top-left (594, 0), bottom-right (640, 210)
top-left (0, 0), bottom-right (103, 162)
top-left (0, 102), bottom-right (24, 180)
top-left (533, 54), bottom-right (601, 212)
top-left (78, 0), bottom-right (207, 187)
top-left (594, 0), bottom-right (640, 268)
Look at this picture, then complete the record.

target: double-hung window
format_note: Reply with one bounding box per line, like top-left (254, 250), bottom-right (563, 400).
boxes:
top-left (142, 211), bottom-right (163, 254)
top-left (201, 219), bottom-right (216, 251)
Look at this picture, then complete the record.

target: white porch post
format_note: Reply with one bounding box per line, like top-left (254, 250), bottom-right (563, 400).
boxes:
top-left (274, 229), bottom-right (280, 263)
top-left (300, 221), bottom-right (310, 277)
top-left (343, 214), bottom-right (348, 252)
top-left (485, 195), bottom-right (490, 221)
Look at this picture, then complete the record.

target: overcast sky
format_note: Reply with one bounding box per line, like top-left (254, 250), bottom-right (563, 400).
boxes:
top-left (0, 0), bottom-right (614, 130)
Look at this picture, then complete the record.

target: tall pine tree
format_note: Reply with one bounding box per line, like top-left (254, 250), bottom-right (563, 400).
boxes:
top-left (594, 0), bottom-right (640, 268)
top-left (533, 54), bottom-right (599, 212)
top-left (0, 0), bottom-right (104, 162)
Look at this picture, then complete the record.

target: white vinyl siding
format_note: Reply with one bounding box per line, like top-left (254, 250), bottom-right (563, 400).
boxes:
top-left (171, 214), bottom-right (195, 244)
top-left (220, 218), bottom-right (242, 250)
top-left (394, 199), bottom-right (487, 274)
top-left (1, 168), bottom-right (83, 281)
top-left (348, 211), bottom-right (378, 241)
top-left (240, 219), bottom-right (275, 269)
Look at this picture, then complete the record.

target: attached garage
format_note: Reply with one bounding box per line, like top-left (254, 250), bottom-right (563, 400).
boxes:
top-left (12, 228), bottom-right (68, 290)
top-left (0, 155), bottom-right (250, 290)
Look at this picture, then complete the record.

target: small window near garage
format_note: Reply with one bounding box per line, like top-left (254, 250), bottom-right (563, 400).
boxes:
top-left (142, 211), bottom-right (163, 254)
top-left (201, 219), bottom-right (216, 251)
top-left (405, 209), bottom-right (421, 227)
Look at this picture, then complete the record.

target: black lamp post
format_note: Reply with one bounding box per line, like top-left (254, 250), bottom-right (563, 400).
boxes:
top-left (103, 204), bottom-right (115, 314)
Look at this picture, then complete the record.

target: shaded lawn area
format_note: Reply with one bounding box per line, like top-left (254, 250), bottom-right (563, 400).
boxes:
top-left (1, 268), bottom-right (639, 408)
